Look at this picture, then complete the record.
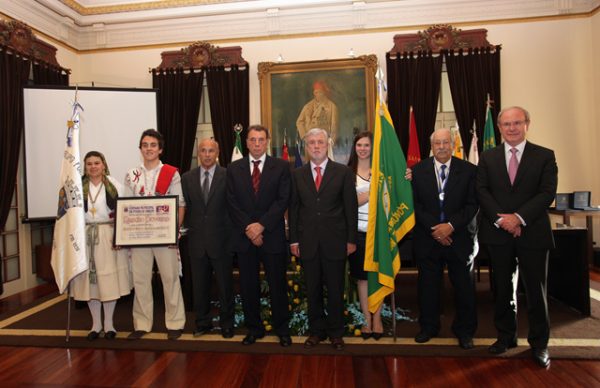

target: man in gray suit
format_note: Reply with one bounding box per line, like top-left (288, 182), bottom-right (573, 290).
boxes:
top-left (181, 138), bottom-right (234, 339)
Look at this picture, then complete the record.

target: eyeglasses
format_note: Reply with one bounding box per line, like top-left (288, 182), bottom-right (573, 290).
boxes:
top-left (499, 120), bottom-right (527, 129)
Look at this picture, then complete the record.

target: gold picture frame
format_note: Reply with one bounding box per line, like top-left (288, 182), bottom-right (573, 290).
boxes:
top-left (258, 55), bottom-right (378, 164)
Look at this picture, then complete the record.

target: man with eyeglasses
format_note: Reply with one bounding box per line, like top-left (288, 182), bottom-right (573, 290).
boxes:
top-left (226, 124), bottom-right (292, 347)
top-left (411, 128), bottom-right (478, 350)
top-left (477, 106), bottom-right (558, 368)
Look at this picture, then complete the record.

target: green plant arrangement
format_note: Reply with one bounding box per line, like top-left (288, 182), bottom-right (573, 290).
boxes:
top-left (226, 255), bottom-right (413, 336)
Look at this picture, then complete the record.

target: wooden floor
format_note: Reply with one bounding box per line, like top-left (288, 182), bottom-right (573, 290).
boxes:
top-left (0, 272), bottom-right (599, 387)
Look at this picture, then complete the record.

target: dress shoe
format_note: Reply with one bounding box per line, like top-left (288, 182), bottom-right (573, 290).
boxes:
top-left (104, 331), bottom-right (117, 340)
top-left (193, 326), bottom-right (212, 337)
top-left (414, 331), bottom-right (435, 344)
top-left (221, 328), bottom-right (234, 339)
top-left (304, 335), bottom-right (327, 349)
top-left (361, 332), bottom-right (372, 340)
top-left (372, 332), bottom-right (383, 341)
top-left (488, 340), bottom-right (518, 354)
top-left (330, 337), bottom-right (345, 351)
top-left (87, 331), bottom-right (100, 341)
top-left (532, 347), bottom-right (550, 368)
top-left (279, 335), bottom-right (292, 347)
top-left (167, 329), bottom-right (183, 340)
top-left (242, 333), bottom-right (264, 345)
top-left (127, 330), bottom-right (148, 340)
top-left (458, 337), bottom-right (474, 349)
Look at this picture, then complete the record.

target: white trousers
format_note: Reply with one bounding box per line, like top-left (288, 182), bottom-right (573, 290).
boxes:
top-left (131, 246), bottom-right (185, 331)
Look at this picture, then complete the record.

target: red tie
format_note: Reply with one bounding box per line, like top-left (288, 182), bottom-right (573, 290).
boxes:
top-left (314, 166), bottom-right (322, 191)
top-left (252, 160), bottom-right (261, 194)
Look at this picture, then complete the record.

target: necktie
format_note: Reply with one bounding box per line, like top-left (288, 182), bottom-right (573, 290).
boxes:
top-left (508, 148), bottom-right (519, 185)
top-left (314, 166), bottom-right (322, 191)
top-left (439, 164), bottom-right (447, 222)
top-left (252, 160), bottom-right (261, 194)
top-left (202, 170), bottom-right (210, 203)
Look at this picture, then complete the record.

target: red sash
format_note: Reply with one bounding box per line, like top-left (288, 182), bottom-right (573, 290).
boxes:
top-left (155, 164), bottom-right (178, 195)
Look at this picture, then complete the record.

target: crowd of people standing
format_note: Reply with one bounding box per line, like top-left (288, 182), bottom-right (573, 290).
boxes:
top-left (70, 105), bottom-right (556, 367)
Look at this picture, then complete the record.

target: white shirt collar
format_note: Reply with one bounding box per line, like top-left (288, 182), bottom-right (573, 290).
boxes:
top-left (310, 158), bottom-right (328, 172)
top-left (504, 140), bottom-right (526, 156)
top-left (434, 157), bottom-right (451, 171)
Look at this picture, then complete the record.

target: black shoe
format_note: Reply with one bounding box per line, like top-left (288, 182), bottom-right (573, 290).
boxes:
top-left (330, 337), bottom-right (345, 351)
top-left (372, 332), bottom-right (383, 341)
top-left (221, 328), bottom-right (234, 339)
top-left (532, 347), bottom-right (550, 368)
top-left (167, 329), bottom-right (183, 340)
top-left (361, 332), bottom-right (372, 340)
top-left (193, 325), bottom-right (212, 337)
top-left (279, 335), bottom-right (292, 347)
top-left (458, 337), bottom-right (474, 349)
top-left (242, 333), bottom-right (264, 345)
top-left (414, 331), bottom-right (435, 343)
top-left (488, 340), bottom-right (518, 354)
top-left (304, 334), bottom-right (327, 349)
top-left (104, 331), bottom-right (117, 340)
top-left (87, 331), bottom-right (100, 341)
top-left (127, 330), bottom-right (148, 340)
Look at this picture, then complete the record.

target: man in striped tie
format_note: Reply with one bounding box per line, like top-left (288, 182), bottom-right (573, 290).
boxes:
top-left (226, 125), bottom-right (292, 347)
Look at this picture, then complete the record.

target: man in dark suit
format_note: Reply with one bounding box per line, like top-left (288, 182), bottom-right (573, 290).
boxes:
top-left (181, 138), bottom-right (234, 339)
top-left (411, 128), bottom-right (478, 349)
top-left (477, 106), bottom-right (558, 368)
top-left (289, 127), bottom-right (357, 351)
top-left (226, 125), bottom-right (292, 347)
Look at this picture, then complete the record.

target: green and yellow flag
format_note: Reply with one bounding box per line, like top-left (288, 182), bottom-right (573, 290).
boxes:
top-left (482, 105), bottom-right (496, 151)
top-left (365, 98), bottom-right (415, 313)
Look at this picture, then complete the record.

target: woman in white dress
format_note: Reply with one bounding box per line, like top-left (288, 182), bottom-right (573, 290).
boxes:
top-left (347, 132), bottom-right (384, 340)
top-left (71, 151), bottom-right (132, 340)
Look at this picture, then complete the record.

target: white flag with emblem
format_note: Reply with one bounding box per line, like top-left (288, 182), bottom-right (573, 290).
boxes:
top-left (50, 100), bottom-right (88, 294)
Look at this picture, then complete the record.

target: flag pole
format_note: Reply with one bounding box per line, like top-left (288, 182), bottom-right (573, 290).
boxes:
top-left (66, 283), bottom-right (72, 342)
top-left (391, 291), bottom-right (397, 342)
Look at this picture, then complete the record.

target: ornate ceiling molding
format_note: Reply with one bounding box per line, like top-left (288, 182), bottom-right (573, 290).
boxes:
top-left (58, 0), bottom-right (244, 16)
top-left (1, 0), bottom-right (598, 51)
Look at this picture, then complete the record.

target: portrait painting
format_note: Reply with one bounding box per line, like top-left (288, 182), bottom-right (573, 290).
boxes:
top-left (258, 56), bottom-right (377, 164)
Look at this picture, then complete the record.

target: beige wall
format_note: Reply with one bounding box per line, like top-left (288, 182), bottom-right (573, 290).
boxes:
top-left (69, 16), bottom-right (598, 192)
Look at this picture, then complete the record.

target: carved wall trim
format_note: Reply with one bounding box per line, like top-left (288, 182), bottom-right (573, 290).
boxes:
top-left (0, 19), bottom-right (69, 72)
top-left (389, 24), bottom-right (497, 56)
top-left (154, 41), bottom-right (247, 70)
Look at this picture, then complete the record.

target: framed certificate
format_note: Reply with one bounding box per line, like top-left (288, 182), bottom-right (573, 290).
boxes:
top-left (114, 196), bottom-right (179, 247)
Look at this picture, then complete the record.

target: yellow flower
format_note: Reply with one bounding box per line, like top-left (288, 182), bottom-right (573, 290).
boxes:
top-left (263, 320), bottom-right (268, 326)
top-left (288, 280), bottom-right (293, 287)
top-left (295, 265), bottom-right (301, 272)
top-left (265, 325), bottom-right (272, 332)
top-left (349, 324), bottom-right (355, 331)
top-left (354, 328), bottom-right (362, 337)
top-left (293, 298), bottom-right (300, 305)
top-left (293, 284), bottom-right (299, 292)
top-left (291, 256), bottom-right (296, 263)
